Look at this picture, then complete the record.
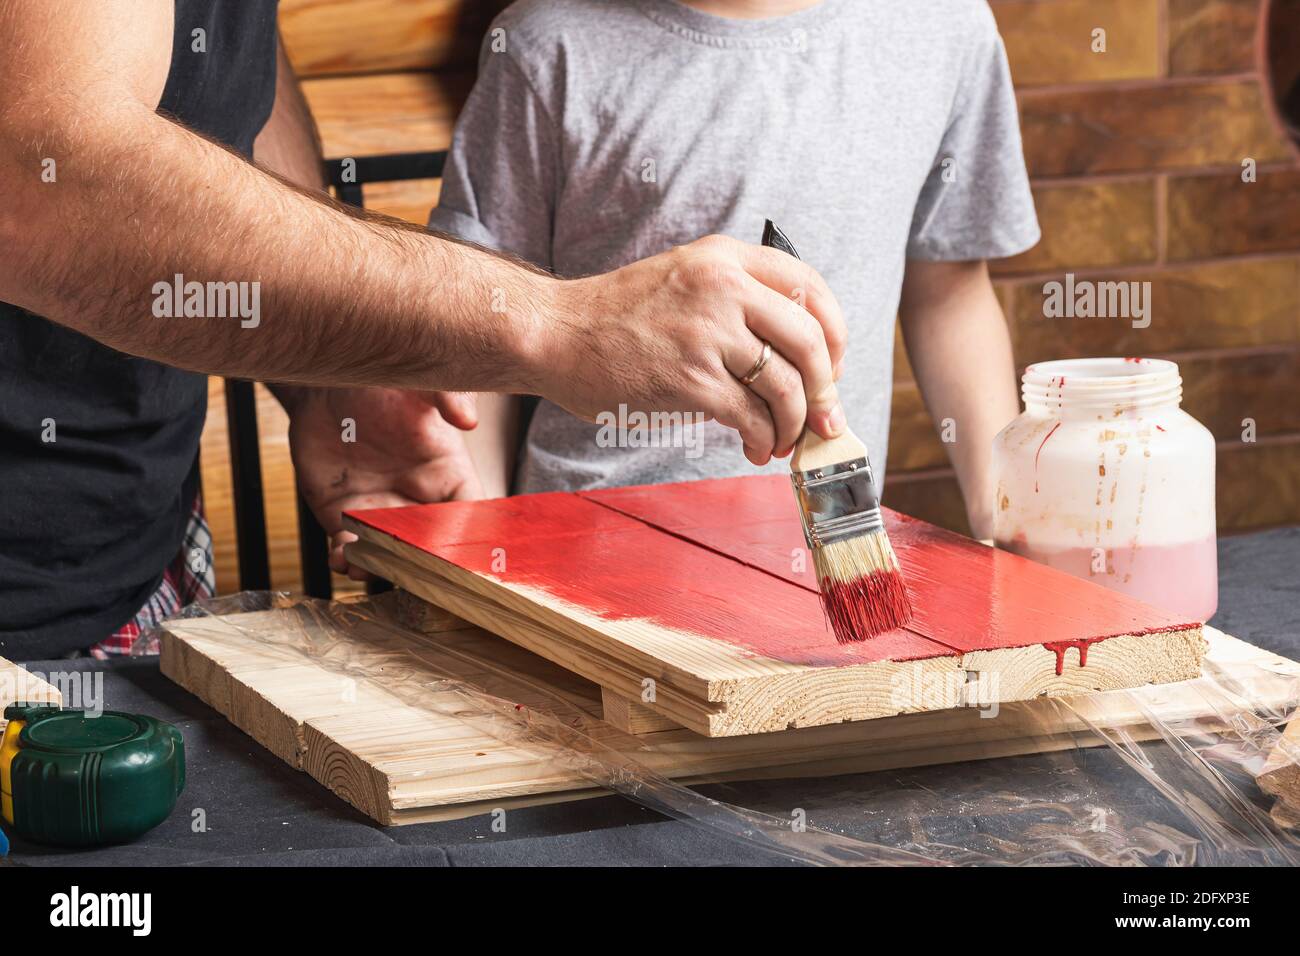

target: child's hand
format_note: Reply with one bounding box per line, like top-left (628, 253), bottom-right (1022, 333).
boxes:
top-left (286, 387), bottom-right (486, 580)
top-left (543, 235), bottom-right (848, 465)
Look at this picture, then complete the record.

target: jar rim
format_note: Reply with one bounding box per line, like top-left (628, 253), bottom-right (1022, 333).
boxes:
top-left (1024, 357), bottom-right (1178, 386)
top-left (1022, 357), bottom-right (1181, 412)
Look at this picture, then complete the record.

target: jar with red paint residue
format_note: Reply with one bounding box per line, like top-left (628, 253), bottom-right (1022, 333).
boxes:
top-left (991, 357), bottom-right (1217, 621)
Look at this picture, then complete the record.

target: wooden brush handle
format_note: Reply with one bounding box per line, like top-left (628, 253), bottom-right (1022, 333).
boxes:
top-left (790, 426), bottom-right (868, 473)
top-left (760, 222), bottom-right (868, 477)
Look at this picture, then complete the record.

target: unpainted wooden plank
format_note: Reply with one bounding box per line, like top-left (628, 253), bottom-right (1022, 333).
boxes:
top-left (601, 689), bottom-right (681, 735)
top-left (300, 71), bottom-right (473, 159)
top-left (280, 0), bottom-right (508, 77)
top-left (162, 613), bottom-right (1295, 825)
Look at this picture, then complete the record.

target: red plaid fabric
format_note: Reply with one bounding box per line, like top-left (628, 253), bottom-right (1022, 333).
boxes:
top-left (87, 494), bottom-right (216, 659)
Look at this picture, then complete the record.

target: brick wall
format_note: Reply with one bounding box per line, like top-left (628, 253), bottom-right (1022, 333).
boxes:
top-left (885, 0), bottom-right (1300, 535)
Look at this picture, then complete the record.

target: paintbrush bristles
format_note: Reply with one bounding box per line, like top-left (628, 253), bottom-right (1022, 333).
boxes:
top-left (790, 426), bottom-right (913, 641)
top-left (813, 527), bottom-right (914, 643)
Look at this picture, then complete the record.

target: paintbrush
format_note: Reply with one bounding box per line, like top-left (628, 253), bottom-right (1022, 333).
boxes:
top-left (762, 219), bottom-right (914, 642)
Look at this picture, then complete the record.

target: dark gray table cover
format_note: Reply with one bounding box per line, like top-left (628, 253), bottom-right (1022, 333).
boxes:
top-left (8, 527), bottom-right (1299, 867)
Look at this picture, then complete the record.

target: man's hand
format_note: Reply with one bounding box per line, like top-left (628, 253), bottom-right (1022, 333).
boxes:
top-left (540, 235), bottom-right (849, 466)
top-left (284, 388), bottom-right (484, 579)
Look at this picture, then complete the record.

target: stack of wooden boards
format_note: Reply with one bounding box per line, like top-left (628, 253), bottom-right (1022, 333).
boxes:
top-left (341, 475), bottom-right (1207, 736)
top-left (155, 474), bottom-right (1300, 825)
top-left (160, 599), bottom-right (1300, 826)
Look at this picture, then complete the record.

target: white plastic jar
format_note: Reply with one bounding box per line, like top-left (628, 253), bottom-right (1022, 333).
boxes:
top-left (992, 357), bottom-right (1218, 621)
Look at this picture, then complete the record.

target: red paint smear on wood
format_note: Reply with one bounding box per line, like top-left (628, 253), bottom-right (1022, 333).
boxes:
top-left (349, 475), bottom-right (1198, 671)
top-left (352, 492), bottom-right (949, 667)
top-left (583, 477), bottom-right (1197, 656)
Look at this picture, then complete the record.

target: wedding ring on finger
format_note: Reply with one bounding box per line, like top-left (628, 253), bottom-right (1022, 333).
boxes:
top-left (739, 341), bottom-right (773, 386)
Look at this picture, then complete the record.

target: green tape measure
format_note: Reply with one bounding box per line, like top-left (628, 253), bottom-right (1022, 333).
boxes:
top-left (1, 704), bottom-right (185, 847)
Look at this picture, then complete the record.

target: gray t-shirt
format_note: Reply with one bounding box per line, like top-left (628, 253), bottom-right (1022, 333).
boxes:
top-left (430, 0), bottom-right (1039, 494)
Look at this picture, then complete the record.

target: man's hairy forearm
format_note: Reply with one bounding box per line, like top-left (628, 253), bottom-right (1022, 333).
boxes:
top-left (1, 99), bottom-right (550, 393)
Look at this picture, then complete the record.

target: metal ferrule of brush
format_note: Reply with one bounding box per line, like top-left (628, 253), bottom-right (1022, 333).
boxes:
top-left (791, 457), bottom-right (884, 549)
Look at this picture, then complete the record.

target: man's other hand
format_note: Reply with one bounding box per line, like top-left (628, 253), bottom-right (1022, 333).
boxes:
top-left (287, 388), bottom-right (484, 580)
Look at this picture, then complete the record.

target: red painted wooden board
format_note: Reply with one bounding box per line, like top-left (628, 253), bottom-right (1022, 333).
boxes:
top-left (348, 475), bottom-right (1198, 668)
top-left (580, 476), bottom-right (1198, 655)
top-left (346, 491), bottom-right (950, 665)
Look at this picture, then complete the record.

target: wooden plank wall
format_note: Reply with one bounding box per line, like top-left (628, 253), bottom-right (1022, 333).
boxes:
top-left (200, 0), bottom-right (1300, 594)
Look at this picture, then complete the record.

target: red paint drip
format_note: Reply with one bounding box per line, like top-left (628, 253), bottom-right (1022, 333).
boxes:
top-left (1033, 421), bottom-right (1062, 493)
top-left (1042, 638), bottom-right (1101, 676)
top-left (1155, 424), bottom-right (1166, 432)
top-left (819, 569), bottom-right (915, 643)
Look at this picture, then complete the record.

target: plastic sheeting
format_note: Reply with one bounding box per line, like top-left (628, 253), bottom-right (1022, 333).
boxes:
top-left (140, 592), bottom-right (1300, 866)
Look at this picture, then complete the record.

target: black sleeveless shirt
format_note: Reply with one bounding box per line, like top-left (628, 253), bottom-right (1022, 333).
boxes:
top-left (0, 1), bottom-right (279, 659)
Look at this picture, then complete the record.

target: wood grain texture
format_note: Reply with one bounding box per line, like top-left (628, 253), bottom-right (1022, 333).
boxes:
top-left (365, 178), bottom-right (441, 224)
top-left (348, 539), bottom-right (1210, 735)
top-left (301, 71), bottom-right (472, 158)
top-left (341, 476), bottom-right (1204, 736)
top-left (347, 544), bottom-right (730, 733)
top-left (395, 587), bottom-right (470, 633)
top-left (600, 689), bottom-right (680, 735)
top-left (280, 0), bottom-right (508, 78)
top-left (161, 608), bottom-right (1295, 825)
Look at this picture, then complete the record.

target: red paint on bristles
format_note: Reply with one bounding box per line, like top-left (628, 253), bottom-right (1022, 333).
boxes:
top-left (819, 567), bottom-right (914, 643)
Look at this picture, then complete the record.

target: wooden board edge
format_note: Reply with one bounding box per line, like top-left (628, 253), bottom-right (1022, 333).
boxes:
top-left (343, 523), bottom-right (737, 693)
top-left (600, 688), bottom-right (682, 735)
top-left (160, 607), bottom-right (1299, 827)
top-left (352, 540), bottom-right (1209, 736)
top-left (345, 540), bottom-right (726, 734)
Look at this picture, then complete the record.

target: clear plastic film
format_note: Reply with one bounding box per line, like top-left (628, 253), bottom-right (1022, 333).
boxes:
top-left (139, 592), bottom-right (1300, 866)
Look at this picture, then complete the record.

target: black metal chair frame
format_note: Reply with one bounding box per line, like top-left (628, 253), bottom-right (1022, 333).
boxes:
top-left (223, 150), bottom-right (447, 598)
